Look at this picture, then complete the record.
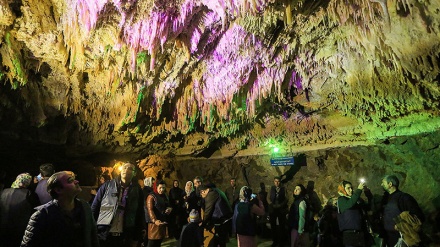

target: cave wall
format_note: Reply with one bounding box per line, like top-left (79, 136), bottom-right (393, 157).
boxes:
top-left (138, 130), bottom-right (440, 238)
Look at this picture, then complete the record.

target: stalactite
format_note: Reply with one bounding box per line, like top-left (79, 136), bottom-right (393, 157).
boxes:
top-left (285, 0), bottom-right (293, 25)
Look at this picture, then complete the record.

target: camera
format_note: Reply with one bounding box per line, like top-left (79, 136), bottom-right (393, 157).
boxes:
top-left (251, 193), bottom-right (257, 199)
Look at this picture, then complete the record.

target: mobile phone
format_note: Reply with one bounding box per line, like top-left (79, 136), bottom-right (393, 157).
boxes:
top-left (359, 178), bottom-right (365, 183)
top-left (251, 193), bottom-right (257, 199)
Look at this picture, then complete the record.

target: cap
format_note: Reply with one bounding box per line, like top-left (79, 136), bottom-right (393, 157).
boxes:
top-left (189, 209), bottom-right (201, 222)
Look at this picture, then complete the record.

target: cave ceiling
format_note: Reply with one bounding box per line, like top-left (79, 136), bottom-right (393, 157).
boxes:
top-left (0, 0), bottom-right (439, 161)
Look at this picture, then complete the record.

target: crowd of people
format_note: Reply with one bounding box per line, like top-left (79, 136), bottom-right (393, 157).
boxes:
top-left (0, 162), bottom-right (429, 247)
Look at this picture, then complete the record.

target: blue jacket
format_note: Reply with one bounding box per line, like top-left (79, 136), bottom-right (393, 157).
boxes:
top-left (91, 178), bottom-right (145, 241)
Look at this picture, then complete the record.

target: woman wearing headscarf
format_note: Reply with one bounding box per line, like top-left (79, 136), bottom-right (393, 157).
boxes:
top-left (337, 180), bottom-right (373, 247)
top-left (288, 184), bottom-right (310, 247)
top-left (146, 180), bottom-right (172, 247)
top-left (0, 173), bottom-right (39, 246)
top-left (143, 177), bottom-right (155, 198)
top-left (232, 186), bottom-right (265, 247)
top-left (169, 180), bottom-right (185, 240)
top-left (183, 181), bottom-right (198, 216)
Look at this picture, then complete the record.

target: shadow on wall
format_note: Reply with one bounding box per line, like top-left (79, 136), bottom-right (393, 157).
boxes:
top-left (429, 195), bottom-right (440, 244)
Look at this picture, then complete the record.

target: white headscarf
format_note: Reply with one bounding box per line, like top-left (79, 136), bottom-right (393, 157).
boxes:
top-left (144, 177), bottom-right (154, 187)
top-left (185, 181), bottom-right (194, 196)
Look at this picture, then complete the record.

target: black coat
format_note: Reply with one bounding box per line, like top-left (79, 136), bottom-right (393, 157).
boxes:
top-left (21, 199), bottom-right (99, 247)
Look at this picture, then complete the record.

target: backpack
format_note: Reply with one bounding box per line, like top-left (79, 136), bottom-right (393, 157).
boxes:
top-left (213, 188), bottom-right (233, 221)
top-left (233, 202), bottom-right (256, 236)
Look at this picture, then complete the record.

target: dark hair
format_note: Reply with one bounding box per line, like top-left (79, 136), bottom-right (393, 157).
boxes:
top-left (40, 163), bottom-right (55, 177)
top-left (198, 184), bottom-right (210, 191)
top-left (156, 180), bottom-right (166, 186)
top-left (342, 180), bottom-right (352, 187)
top-left (101, 174), bottom-right (111, 181)
top-left (295, 184), bottom-right (307, 197)
top-left (194, 176), bottom-right (203, 182)
top-left (47, 171), bottom-right (65, 199)
top-left (241, 186), bottom-right (252, 200)
top-left (274, 176), bottom-right (281, 180)
top-left (173, 180), bottom-right (179, 187)
top-left (383, 175), bottom-right (400, 189)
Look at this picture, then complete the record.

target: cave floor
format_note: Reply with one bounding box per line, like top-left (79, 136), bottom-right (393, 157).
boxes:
top-left (161, 236), bottom-right (274, 247)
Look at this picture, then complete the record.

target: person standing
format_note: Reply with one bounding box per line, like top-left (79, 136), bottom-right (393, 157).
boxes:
top-left (91, 162), bottom-right (145, 247)
top-left (35, 163), bottom-right (55, 205)
top-left (146, 180), bottom-right (172, 247)
top-left (233, 186), bottom-right (265, 247)
top-left (258, 182), bottom-right (269, 214)
top-left (199, 184), bottom-right (232, 247)
top-left (337, 180), bottom-right (373, 247)
top-left (183, 181), bottom-right (198, 215)
top-left (317, 197), bottom-right (342, 247)
top-left (0, 173), bottom-right (39, 247)
top-left (380, 175), bottom-right (424, 247)
top-left (225, 177), bottom-right (239, 236)
top-left (143, 177), bottom-right (155, 198)
top-left (21, 171), bottom-right (99, 247)
top-left (142, 176), bottom-right (155, 246)
top-left (193, 176), bottom-right (203, 214)
top-left (225, 178), bottom-right (239, 210)
top-left (269, 176), bottom-right (288, 247)
top-left (169, 180), bottom-right (186, 240)
top-left (288, 184), bottom-right (310, 247)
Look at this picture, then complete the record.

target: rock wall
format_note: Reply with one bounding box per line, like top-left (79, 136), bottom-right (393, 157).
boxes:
top-left (138, 130), bottom-right (440, 240)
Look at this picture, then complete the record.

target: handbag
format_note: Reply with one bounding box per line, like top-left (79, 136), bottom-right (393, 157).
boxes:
top-left (148, 223), bottom-right (167, 240)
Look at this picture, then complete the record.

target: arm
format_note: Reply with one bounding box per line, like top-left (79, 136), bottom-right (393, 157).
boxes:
top-left (279, 188), bottom-right (288, 208)
top-left (83, 201), bottom-right (100, 247)
top-left (146, 194), bottom-right (158, 223)
top-left (298, 201), bottom-right (306, 234)
top-left (250, 199), bottom-right (265, 216)
top-left (135, 187), bottom-right (146, 240)
top-left (400, 193), bottom-right (425, 222)
top-left (21, 209), bottom-right (47, 247)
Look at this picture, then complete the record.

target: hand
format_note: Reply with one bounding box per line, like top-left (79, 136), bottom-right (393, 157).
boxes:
top-left (165, 207), bottom-right (172, 214)
top-left (364, 186), bottom-right (373, 198)
top-left (358, 182), bottom-right (365, 190)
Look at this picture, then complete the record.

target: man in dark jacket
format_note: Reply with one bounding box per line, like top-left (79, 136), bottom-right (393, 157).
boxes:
top-left (199, 184), bottom-right (232, 247)
top-left (380, 175), bottom-right (424, 247)
top-left (91, 162), bottom-right (145, 247)
top-left (269, 176), bottom-right (288, 247)
top-left (21, 171), bottom-right (99, 247)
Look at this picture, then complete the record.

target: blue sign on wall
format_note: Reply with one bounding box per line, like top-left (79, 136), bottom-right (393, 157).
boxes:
top-left (270, 156), bottom-right (295, 166)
